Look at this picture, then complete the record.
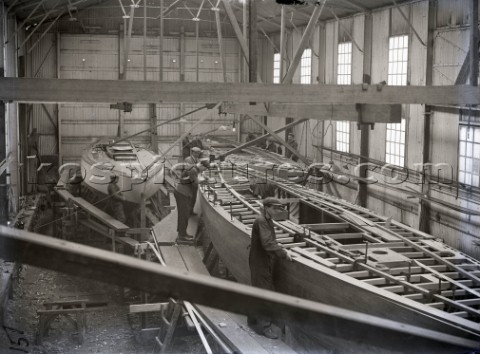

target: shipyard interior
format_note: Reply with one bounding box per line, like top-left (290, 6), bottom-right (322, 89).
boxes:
top-left (0, 0), bottom-right (480, 353)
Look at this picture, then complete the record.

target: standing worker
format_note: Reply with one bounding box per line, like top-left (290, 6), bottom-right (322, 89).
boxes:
top-left (107, 174), bottom-right (126, 223)
top-left (285, 133), bottom-right (299, 162)
top-left (185, 147), bottom-right (202, 215)
top-left (248, 197), bottom-right (294, 339)
top-left (174, 160), bottom-right (209, 241)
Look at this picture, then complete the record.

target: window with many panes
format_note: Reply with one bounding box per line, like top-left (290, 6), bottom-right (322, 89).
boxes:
top-left (335, 43), bottom-right (352, 152)
top-left (273, 53), bottom-right (281, 84)
top-left (459, 125), bottom-right (480, 187)
top-left (336, 121), bottom-right (350, 153)
top-left (388, 35), bottom-right (408, 86)
top-left (300, 48), bottom-right (312, 84)
top-left (386, 35), bottom-right (408, 166)
top-left (386, 119), bottom-right (406, 166)
top-left (337, 42), bottom-right (352, 85)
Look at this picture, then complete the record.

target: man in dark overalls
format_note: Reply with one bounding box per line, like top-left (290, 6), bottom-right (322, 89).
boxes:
top-left (184, 147), bottom-right (202, 215)
top-left (248, 197), bottom-right (293, 339)
top-left (174, 161), bottom-right (209, 241)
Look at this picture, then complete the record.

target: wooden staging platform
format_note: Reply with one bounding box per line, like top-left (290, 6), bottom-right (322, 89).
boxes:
top-left (159, 245), bottom-right (296, 354)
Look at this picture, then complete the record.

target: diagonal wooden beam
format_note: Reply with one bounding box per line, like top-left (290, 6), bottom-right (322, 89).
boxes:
top-left (154, 0), bottom-right (182, 19)
top-left (246, 114), bottom-right (309, 164)
top-left (17, 5), bottom-right (56, 51)
top-left (454, 39), bottom-right (480, 85)
top-left (2, 78), bottom-right (480, 105)
top-left (221, 0), bottom-right (249, 65)
top-left (27, 11), bottom-right (63, 54)
top-left (327, 7), bottom-right (363, 53)
top-left (282, 0), bottom-right (326, 84)
top-left (5, 0), bottom-right (46, 45)
top-left (220, 118), bottom-right (307, 158)
top-left (391, 0), bottom-right (426, 47)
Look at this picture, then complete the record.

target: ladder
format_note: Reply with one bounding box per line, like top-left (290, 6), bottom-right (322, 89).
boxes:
top-left (153, 299), bottom-right (183, 354)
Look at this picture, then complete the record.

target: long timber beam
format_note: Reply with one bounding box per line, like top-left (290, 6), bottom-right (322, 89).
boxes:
top-left (221, 103), bottom-right (402, 123)
top-left (1, 78), bottom-right (480, 105)
top-left (0, 226), bottom-right (477, 352)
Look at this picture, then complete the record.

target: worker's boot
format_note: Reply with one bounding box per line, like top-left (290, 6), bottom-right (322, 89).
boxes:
top-left (177, 233), bottom-right (194, 243)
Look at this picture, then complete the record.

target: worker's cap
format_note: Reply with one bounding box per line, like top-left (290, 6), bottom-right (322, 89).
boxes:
top-left (191, 147), bottom-right (202, 153)
top-left (109, 173), bottom-right (118, 181)
top-left (262, 197), bottom-right (285, 208)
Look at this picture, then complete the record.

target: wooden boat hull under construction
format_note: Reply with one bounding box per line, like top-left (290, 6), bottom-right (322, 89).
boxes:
top-left (198, 147), bottom-right (480, 346)
top-left (81, 139), bottom-right (164, 204)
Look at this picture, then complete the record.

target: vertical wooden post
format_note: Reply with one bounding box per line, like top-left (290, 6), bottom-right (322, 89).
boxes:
top-left (118, 24), bottom-right (125, 137)
top-left (179, 103), bottom-right (185, 161)
top-left (357, 12), bottom-right (373, 208)
top-left (143, 0), bottom-right (147, 81)
top-left (316, 22), bottom-right (326, 166)
top-left (180, 26), bottom-right (185, 82)
top-left (150, 104), bottom-right (158, 153)
top-left (214, 8), bottom-right (227, 83)
top-left (243, 0), bottom-right (248, 83)
top-left (279, 6), bottom-right (285, 80)
top-left (159, 0), bottom-right (164, 81)
top-left (0, 3), bottom-right (6, 223)
top-left (470, 0), bottom-right (479, 87)
top-left (57, 31), bottom-right (62, 166)
top-left (5, 16), bottom-right (19, 214)
top-left (195, 20), bottom-right (199, 82)
top-left (248, 0), bottom-right (257, 83)
top-left (418, 1), bottom-right (436, 233)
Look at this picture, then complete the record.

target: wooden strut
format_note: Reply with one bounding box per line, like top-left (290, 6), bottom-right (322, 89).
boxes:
top-left (107, 104), bottom-right (209, 147)
top-left (0, 226), bottom-right (477, 351)
top-left (220, 118), bottom-right (307, 158)
top-left (245, 114), bottom-right (309, 164)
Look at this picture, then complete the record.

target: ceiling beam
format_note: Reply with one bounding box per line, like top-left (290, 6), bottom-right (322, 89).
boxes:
top-left (1, 78), bottom-right (480, 105)
top-left (221, 103), bottom-right (401, 123)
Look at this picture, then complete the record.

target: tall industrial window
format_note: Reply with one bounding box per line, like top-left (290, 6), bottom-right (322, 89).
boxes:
top-left (459, 125), bottom-right (480, 187)
top-left (386, 119), bottom-right (406, 166)
top-left (388, 35), bottom-right (408, 86)
top-left (336, 43), bottom-right (352, 153)
top-left (337, 42), bottom-right (352, 85)
top-left (336, 121), bottom-right (350, 153)
top-left (300, 48), bottom-right (312, 84)
top-left (386, 35), bottom-right (408, 166)
top-left (273, 53), bottom-right (281, 84)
